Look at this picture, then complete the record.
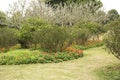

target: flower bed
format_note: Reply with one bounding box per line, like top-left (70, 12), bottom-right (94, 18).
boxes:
top-left (0, 49), bottom-right (83, 65)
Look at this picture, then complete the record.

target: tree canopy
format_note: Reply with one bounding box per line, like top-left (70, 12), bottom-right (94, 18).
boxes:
top-left (0, 11), bottom-right (7, 27)
top-left (107, 9), bottom-right (119, 21)
top-left (46, 0), bottom-right (102, 5)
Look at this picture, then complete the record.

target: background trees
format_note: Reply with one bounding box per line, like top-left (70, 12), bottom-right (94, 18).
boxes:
top-left (46, 0), bottom-right (102, 6)
top-left (0, 0), bottom-right (119, 59)
top-left (107, 9), bottom-right (119, 22)
top-left (0, 0), bottom-right (106, 52)
top-left (0, 11), bottom-right (7, 27)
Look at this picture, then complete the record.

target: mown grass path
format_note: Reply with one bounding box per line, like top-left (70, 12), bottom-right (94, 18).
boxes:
top-left (0, 47), bottom-right (119, 80)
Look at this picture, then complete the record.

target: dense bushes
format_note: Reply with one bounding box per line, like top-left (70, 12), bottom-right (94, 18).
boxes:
top-left (19, 25), bottom-right (71, 52)
top-left (18, 18), bottom-right (75, 52)
top-left (38, 26), bottom-right (72, 52)
top-left (74, 21), bottom-right (104, 45)
top-left (18, 18), bottom-right (48, 48)
top-left (0, 49), bottom-right (83, 65)
top-left (0, 28), bottom-right (17, 51)
top-left (104, 21), bottom-right (120, 59)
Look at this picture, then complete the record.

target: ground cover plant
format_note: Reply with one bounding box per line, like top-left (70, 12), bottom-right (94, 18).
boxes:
top-left (0, 48), bottom-right (83, 65)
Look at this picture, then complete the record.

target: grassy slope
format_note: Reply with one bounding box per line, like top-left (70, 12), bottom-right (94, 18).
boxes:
top-left (0, 47), bottom-right (119, 80)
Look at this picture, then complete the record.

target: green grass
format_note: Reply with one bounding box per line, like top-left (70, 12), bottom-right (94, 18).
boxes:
top-left (0, 47), bottom-right (119, 80)
top-left (96, 64), bottom-right (120, 80)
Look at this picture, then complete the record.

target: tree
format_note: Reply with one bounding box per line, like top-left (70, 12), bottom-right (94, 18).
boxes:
top-left (74, 21), bottom-right (103, 45)
top-left (9, 11), bottom-right (23, 29)
top-left (46, 0), bottom-right (102, 6)
top-left (7, 0), bottom-right (27, 29)
top-left (104, 21), bottom-right (120, 59)
top-left (107, 9), bottom-right (119, 21)
top-left (0, 11), bottom-right (7, 27)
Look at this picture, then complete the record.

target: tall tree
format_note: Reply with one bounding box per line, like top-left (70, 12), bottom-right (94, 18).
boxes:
top-left (9, 11), bottom-right (23, 29)
top-left (0, 11), bottom-right (7, 27)
top-left (7, 0), bottom-right (27, 29)
top-left (107, 9), bottom-right (119, 21)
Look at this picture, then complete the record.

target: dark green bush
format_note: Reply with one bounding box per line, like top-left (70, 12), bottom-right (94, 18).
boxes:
top-left (39, 26), bottom-right (72, 52)
top-left (0, 28), bottom-right (17, 49)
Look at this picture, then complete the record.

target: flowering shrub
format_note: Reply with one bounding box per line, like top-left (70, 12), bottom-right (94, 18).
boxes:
top-left (0, 49), bottom-right (83, 65)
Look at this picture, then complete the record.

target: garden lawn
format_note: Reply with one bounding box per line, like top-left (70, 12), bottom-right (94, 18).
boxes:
top-left (0, 47), bottom-right (119, 80)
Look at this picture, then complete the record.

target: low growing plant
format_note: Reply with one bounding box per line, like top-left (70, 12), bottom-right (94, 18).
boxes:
top-left (0, 49), bottom-right (83, 65)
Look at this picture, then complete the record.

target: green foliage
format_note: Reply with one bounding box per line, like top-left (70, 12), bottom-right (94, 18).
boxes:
top-left (18, 18), bottom-right (49, 48)
top-left (18, 18), bottom-right (74, 52)
top-left (46, 0), bottom-right (102, 7)
top-left (107, 9), bottom-right (119, 22)
top-left (104, 21), bottom-right (120, 59)
top-left (0, 28), bottom-right (18, 49)
top-left (0, 11), bottom-right (7, 27)
top-left (74, 21), bottom-right (104, 44)
top-left (0, 49), bottom-right (83, 65)
top-left (39, 26), bottom-right (73, 52)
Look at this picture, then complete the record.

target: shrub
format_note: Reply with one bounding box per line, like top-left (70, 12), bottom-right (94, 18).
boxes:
top-left (0, 28), bottom-right (17, 52)
top-left (18, 18), bottom-right (72, 52)
top-left (104, 21), bottom-right (120, 59)
top-left (18, 18), bottom-right (49, 48)
top-left (39, 26), bottom-right (72, 52)
top-left (74, 21), bottom-right (104, 45)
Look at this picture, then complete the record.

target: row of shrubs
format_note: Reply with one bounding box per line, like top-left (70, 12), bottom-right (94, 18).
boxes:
top-left (0, 18), bottom-right (104, 53)
top-left (0, 49), bottom-right (83, 65)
